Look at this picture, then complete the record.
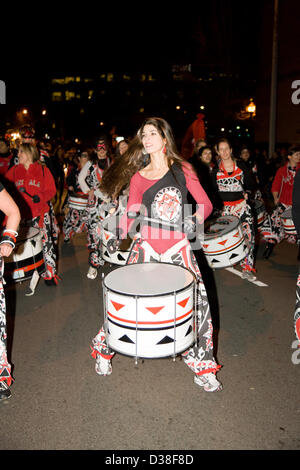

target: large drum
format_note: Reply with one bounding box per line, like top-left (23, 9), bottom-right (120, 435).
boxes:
top-left (281, 208), bottom-right (297, 235)
top-left (202, 215), bottom-right (249, 269)
top-left (103, 263), bottom-right (195, 359)
top-left (101, 215), bottom-right (133, 265)
top-left (251, 199), bottom-right (267, 232)
top-left (4, 227), bottom-right (45, 282)
top-left (68, 194), bottom-right (88, 211)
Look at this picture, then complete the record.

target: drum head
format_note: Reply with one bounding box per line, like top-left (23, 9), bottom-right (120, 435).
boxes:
top-left (16, 226), bottom-right (40, 243)
top-left (204, 215), bottom-right (239, 240)
top-left (104, 262), bottom-right (194, 296)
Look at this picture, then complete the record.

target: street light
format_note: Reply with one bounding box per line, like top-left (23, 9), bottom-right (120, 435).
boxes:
top-left (246, 98), bottom-right (256, 116)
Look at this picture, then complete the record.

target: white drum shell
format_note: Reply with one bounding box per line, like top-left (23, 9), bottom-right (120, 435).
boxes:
top-left (4, 227), bottom-right (45, 281)
top-left (101, 215), bottom-right (132, 265)
top-left (281, 209), bottom-right (297, 235)
top-left (68, 195), bottom-right (88, 210)
top-left (202, 215), bottom-right (249, 269)
top-left (103, 263), bottom-right (195, 358)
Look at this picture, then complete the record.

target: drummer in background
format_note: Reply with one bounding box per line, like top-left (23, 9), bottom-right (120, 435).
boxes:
top-left (292, 168), bottom-right (300, 344)
top-left (91, 117), bottom-right (222, 393)
top-left (62, 149), bottom-right (90, 243)
top-left (261, 145), bottom-right (300, 259)
top-left (5, 143), bottom-right (60, 286)
top-left (239, 146), bottom-right (264, 200)
top-left (78, 136), bottom-right (112, 280)
top-left (190, 145), bottom-right (223, 215)
top-left (0, 183), bottom-right (21, 401)
top-left (211, 138), bottom-right (257, 280)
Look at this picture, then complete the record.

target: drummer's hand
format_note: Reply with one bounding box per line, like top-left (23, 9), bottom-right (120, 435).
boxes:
top-left (107, 238), bottom-right (121, 254)
top-left (183, 215), bottom-right (196, 235)
top-left (0, 243), bottom-right (13, 257)
top-left (244, 192), bottom-right (248, 201)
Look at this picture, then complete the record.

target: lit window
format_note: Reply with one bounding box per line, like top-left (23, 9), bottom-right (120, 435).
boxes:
top-left (65, 77), bottom-right (75, 84)
top-left (52, 78), bottom-right (65, 85)
top-left (65, 90), bottom-right (75, 100)
top-left (107, 73), bottom-right (114, 82)
top-left (52, 92), bottom-right (62, 101)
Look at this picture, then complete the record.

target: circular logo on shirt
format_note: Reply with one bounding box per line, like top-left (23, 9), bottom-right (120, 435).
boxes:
top-left (151, 186), bottom-right (182, 223)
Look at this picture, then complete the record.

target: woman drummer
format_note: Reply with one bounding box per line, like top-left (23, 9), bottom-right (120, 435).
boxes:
top-left (62, 149), bottom-right (90, 243)
top-left (91, 117), bottom-right (222, 392)
top-left (0, 184), bottom-right (20, 400)
top-left (5, 143), bottom-right (59, 285)
top-left (78, 136), bottom-right (112, 280)
top-left (211, 138), bottom-right (256, 280)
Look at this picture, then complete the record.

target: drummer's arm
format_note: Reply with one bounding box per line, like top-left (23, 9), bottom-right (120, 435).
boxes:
top-left (0, 187), bottom-right (21, 257)
top-left (183, 163), bottom-right (213, 223)
top-left (118, 176), bottom-right (143, 239)
top-left (78, 161), bottom-right (91, 194)
top-left (42, 166), bottom-right (57, 202)
top-left (272, 191), bottom-right (279, 205)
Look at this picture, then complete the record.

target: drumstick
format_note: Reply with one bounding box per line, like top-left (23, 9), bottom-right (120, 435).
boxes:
top-left (127, 211), bottom-right (181, 230)
top-left (19, 187), bottom-right (34, 199)
top-left (19, 187), bottom-right (40, 203)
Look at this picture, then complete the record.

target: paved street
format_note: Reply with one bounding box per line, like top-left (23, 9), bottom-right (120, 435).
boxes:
top-left (0, 232), bottom-right (299, 451)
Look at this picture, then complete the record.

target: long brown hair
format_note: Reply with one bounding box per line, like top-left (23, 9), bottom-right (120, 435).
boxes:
top-left (100, 117), bottom-right (186, 200)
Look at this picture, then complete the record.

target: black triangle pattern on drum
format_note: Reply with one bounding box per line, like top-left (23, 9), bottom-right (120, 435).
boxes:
top-left (185, 325), bottom-right (192, 336)
top-left (156, 336), bottom-right (174, 344)
top-left (119, 334), bottom-right (135, 344)
top-left (117, 253), bottom-right (126, 261)
top-left (229, 252), bottom-right (239, 259)
top-left (31, 239), bottom-right (36, 247)
top-left (211, 258), bottom-right (220, 263)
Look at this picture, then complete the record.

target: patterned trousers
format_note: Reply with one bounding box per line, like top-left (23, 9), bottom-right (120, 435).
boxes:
top-left (260, 203), bottom-right (297, 245)
top-left (63, 207), bottom-right (88, 241)
top-left (86, 196), bottom-right (105, 269)
top-left (0, 259), bottom-right (12, 386)
top-left (91, 237), bottom-right (221, 376)
top-left (31, 212), bottom-right (57, 280)
top-left (295, 265), bottom-right (300, 343)
top-left (222, 200), bottom-right (255, 271)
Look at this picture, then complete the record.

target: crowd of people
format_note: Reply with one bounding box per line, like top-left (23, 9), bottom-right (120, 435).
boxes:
top-left (0, 119), bottom-right (299, 401)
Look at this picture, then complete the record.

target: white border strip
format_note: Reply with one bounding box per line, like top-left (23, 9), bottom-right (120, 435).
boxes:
top-left (225, 267), bottom-right (269, 287)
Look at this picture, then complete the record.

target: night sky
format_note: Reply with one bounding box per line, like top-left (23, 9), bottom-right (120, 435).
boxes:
top-left (2, 1), bottom-right (264, 104)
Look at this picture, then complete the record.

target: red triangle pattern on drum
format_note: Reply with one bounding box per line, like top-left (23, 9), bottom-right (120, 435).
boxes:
top-left (111, 300), bottom-right (125, 311)
top-left (202, 243), bottom-right (209, 248)
top-left (146, 306), bottom-right (164, 315)
top-left (233, 231), bottom-right (240, 237)
top-left (218, 239), bottom-right (228, 246)
top-left (177, 297), bottom-right (189, 308)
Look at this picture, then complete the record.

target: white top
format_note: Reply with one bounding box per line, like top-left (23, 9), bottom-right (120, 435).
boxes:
top-left (104, 262), bottom-right (194, 296)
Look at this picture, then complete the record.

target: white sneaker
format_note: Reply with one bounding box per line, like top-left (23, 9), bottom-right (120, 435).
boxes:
top-left (194, 373), bottom-right (222, 392)
top-left (87, 266), bottom-right (98, 280)
top-left (242, 271), bottom-right (256, 281)
top-left (95, 355), bottom-right (112, 376)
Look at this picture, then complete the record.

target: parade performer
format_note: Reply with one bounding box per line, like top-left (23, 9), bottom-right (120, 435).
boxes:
top-left (0, 135), bottom-right (16, 180)
top-left (262, 146), bottom-right (300, 259)
top-left (19, 125), bottom-right (60, 246)
top-left (91, 117), bottom-right (222, 392)
top-left (78, 137), bottom-right (111, 279)
top-left (292, 168), bottom-right (300, 343)
top-left (211, 138), bottom-right (257, 280)
top-left (0, 183), bottom-right (20, 401)
top-left (5, 143), bottom-right (59, 285)
top-left (62, 150), bottom-right (89, 243)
